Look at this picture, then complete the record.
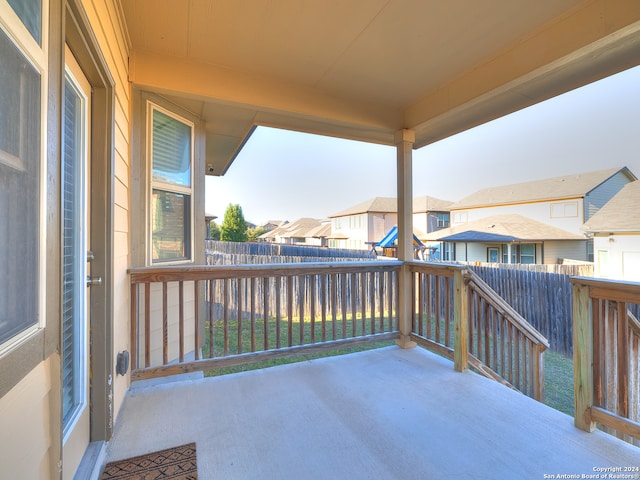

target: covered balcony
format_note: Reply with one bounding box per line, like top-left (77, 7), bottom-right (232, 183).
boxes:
top-left (100, 261), bottom-right (640, 477)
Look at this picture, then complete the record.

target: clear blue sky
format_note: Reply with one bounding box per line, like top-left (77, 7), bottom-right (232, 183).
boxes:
top-left (206, 65), bottom-right (640, 226)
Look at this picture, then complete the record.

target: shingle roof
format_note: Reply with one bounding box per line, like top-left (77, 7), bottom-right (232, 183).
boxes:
top-left (583, 180), bottom-right (640, 233)
top-left (450, 167), bottom-right (633, 209)
top-left (260, 218), bottom-right (330, 239)
top-left (330, 195), bottom-right (453, 218)
top-left (413, 196), bottom-right (453, 213)
top-left (424, 214), bottom-right (584, 242)
top-left (330, 197), bottom-right (397, 218)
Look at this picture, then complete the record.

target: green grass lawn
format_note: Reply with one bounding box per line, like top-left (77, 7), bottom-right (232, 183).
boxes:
top-left (543, 349), bottom-right (574, 416)
top-left (202, 315), bottom-right (576, 417)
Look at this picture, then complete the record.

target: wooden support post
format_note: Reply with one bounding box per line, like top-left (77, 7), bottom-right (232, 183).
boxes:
top-left (395, 129), bottom-right (416, 348)
top-left (453, 269), bottom-right (469, 372)
top-left (573, 282), bottom-right (595, 432)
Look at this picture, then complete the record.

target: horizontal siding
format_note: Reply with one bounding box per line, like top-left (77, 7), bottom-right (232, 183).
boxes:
top-left (0, 359), bottom-right (53, 480)
top-left (585, 170), bottom-right (633, 220)
top-left (81, 0), bottom-right (131, 418)
top-left (543, 240), bottom-right (588, 264)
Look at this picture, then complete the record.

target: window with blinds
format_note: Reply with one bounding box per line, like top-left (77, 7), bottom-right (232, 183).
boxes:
top-left (0, 21), bottom-right (42, 350)
top-left (149, 104), bottom-right (193, 263)
top-left (61, 77), bottom-right (85, 427)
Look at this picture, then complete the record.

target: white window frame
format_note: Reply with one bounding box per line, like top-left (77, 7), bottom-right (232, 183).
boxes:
top-left (146, 102), bottom-right (194, 265)
top-left (0, 0), bottom-right (48, 354)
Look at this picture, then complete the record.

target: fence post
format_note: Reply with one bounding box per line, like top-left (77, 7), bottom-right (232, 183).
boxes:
top-left (454, 268), bottom-right (469, 372)
top-left (572, 280), bottom-right (595, 432)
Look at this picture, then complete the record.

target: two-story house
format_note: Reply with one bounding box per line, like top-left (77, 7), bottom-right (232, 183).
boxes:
top-left (427, 167), bottom-right (636, 264)
top-left (329, 197), bottom-right (398, 250)
top-left (329, 196), bottom-right (453, 251)
top-left (583, 180), bottom-right (640, 281)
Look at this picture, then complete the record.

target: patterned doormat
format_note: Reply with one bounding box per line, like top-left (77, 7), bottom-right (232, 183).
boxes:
top-left (100, 442), bottom-right (197, 479)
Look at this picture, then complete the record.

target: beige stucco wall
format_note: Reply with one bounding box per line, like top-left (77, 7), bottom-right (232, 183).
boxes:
top-left (80, 0), bottom-right (131, 419)
top-left (0, 359), bottom-right (55, 479)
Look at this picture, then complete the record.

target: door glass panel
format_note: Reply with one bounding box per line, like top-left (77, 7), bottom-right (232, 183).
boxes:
top-left (62, 74), bottom-right (86, 432)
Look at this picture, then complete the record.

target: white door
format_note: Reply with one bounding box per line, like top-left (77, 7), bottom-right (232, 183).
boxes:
top-left (62, 44), bottom-right (92, 479)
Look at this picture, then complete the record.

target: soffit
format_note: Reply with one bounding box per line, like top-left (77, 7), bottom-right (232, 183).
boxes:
top-left (122, 0), bottom-right (640, 175)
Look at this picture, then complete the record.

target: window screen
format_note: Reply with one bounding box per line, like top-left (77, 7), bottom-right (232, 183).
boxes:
top-left (0, 28), bottom-right (41, 345)
top-left (149, 105), bottom-right (193, 263)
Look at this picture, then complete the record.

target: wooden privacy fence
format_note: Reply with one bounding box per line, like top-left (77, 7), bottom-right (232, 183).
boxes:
top-left (572, 277), bottom-right (640, 447)
top-left (468, 264), bottom-right (593, 356)
top-left (408, 262), bottom-right (549, 401)
top-left (129, 261), bottom-right (401, 380)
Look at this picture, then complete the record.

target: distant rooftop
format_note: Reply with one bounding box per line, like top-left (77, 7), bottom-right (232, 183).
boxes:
top-left (331, 195), bottom-right (452, 218)
top-left (451, 167), bottom-right (635, 209)
top-left (425, 214), bottom-right (584, 242)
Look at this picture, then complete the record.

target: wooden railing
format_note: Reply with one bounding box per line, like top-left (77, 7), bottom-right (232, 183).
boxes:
top-left (408, 263), bottom-right (549, 401)
top-left (129, 261), bottom-right (401, 380)
top-left (464, 270), bottom-right (549, 401)
top-left (129, 260), bottom-right (549, 403)
top-left (571, 277), bottom-right (640, 446)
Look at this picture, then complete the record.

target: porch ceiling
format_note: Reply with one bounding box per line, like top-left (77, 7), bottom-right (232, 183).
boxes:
top-left (121, 0), bottom-right (640, 175)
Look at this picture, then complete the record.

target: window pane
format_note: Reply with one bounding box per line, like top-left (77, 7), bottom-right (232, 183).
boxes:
top-left (152, 109), bottom-right (191, 187)
top-left (151, 190), bottom-right (191, 262)
top-left (7, 0), bottom-right (42, 44)
top-left (0, 29), bottom-right (41, 345)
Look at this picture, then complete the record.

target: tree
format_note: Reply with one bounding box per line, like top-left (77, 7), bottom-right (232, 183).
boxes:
top-left (220, 204), bottom-right (248, 242)
top-left (209, 221), bottom-right (221, 240)
top-left (247, 226), bottom-right (267, 242)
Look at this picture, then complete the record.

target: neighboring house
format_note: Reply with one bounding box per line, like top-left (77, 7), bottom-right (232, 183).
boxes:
top-left (583, 181), bottom-right (640, 281)
top-left (425, 214), bottom-right (585, 264)
top-left (444, 167), bottom-right (636, 263)
top-left (262, 220), bottom-right (285, 233)
top-left (412, 195), bottom-right (454, 240)
top-left (329, 197), bottom-right (398, 250)
top-left (260, 218), bottom-right (330, 246)
top-left (329, 195), bottom-right (452, 251)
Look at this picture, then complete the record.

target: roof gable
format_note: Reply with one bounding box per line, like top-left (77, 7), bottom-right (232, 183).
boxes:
top-left (583, 180), bottom-right (640, 233)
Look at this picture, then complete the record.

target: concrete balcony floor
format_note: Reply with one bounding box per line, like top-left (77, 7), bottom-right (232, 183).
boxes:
top-left (104, 346), bottom-right (639, 479)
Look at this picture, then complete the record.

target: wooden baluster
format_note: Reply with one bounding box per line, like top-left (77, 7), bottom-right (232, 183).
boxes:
top-left (162, 282), bottom-right (168, 365)
top-left (299, 275), bottom-right (305, 344)
top-left (130, 282), bottom-right (138, 370)
top-left (618, 301), bottom-right (629, 434)
top-left (453, 269), bottom-right (469, 372)
top-left (223, 279), bottom-right (229, 356)
top-left (310, 275), bottom-right (316, 343)
top-left (445, 277), bottom-right (451, 347)
top-left (275, 276), bottom-right (281, 349)
top-left (237, 279), bottom-right (243, 354)
top-left (287, 276), bottom-right (293, 347)
top-left (250, 277), bottom-right (256, 352)
top-left (321, 274), bottom-right (327, 342)
top-left (209, 279), bottom-right (215, 358)
top-left (351, 273), bottom-right (357, 336)
top-left (331, 273), bottom-right (338, 340)
top-left (145, 282), bottom-right (150, 368)
top-left (416, 272), bottom-right (422, 336)
top-left (263, 276), bottom-right (269, 350)
top-left (179, 280), bottom-right (184, 363)
top-left (194, 280), bottom-right (200, 360)
top-left (340, 273), bottom-right (348, 338)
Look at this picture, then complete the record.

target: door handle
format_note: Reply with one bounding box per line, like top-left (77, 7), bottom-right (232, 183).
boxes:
top-left (87, 276), bottom-right (103, 287)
